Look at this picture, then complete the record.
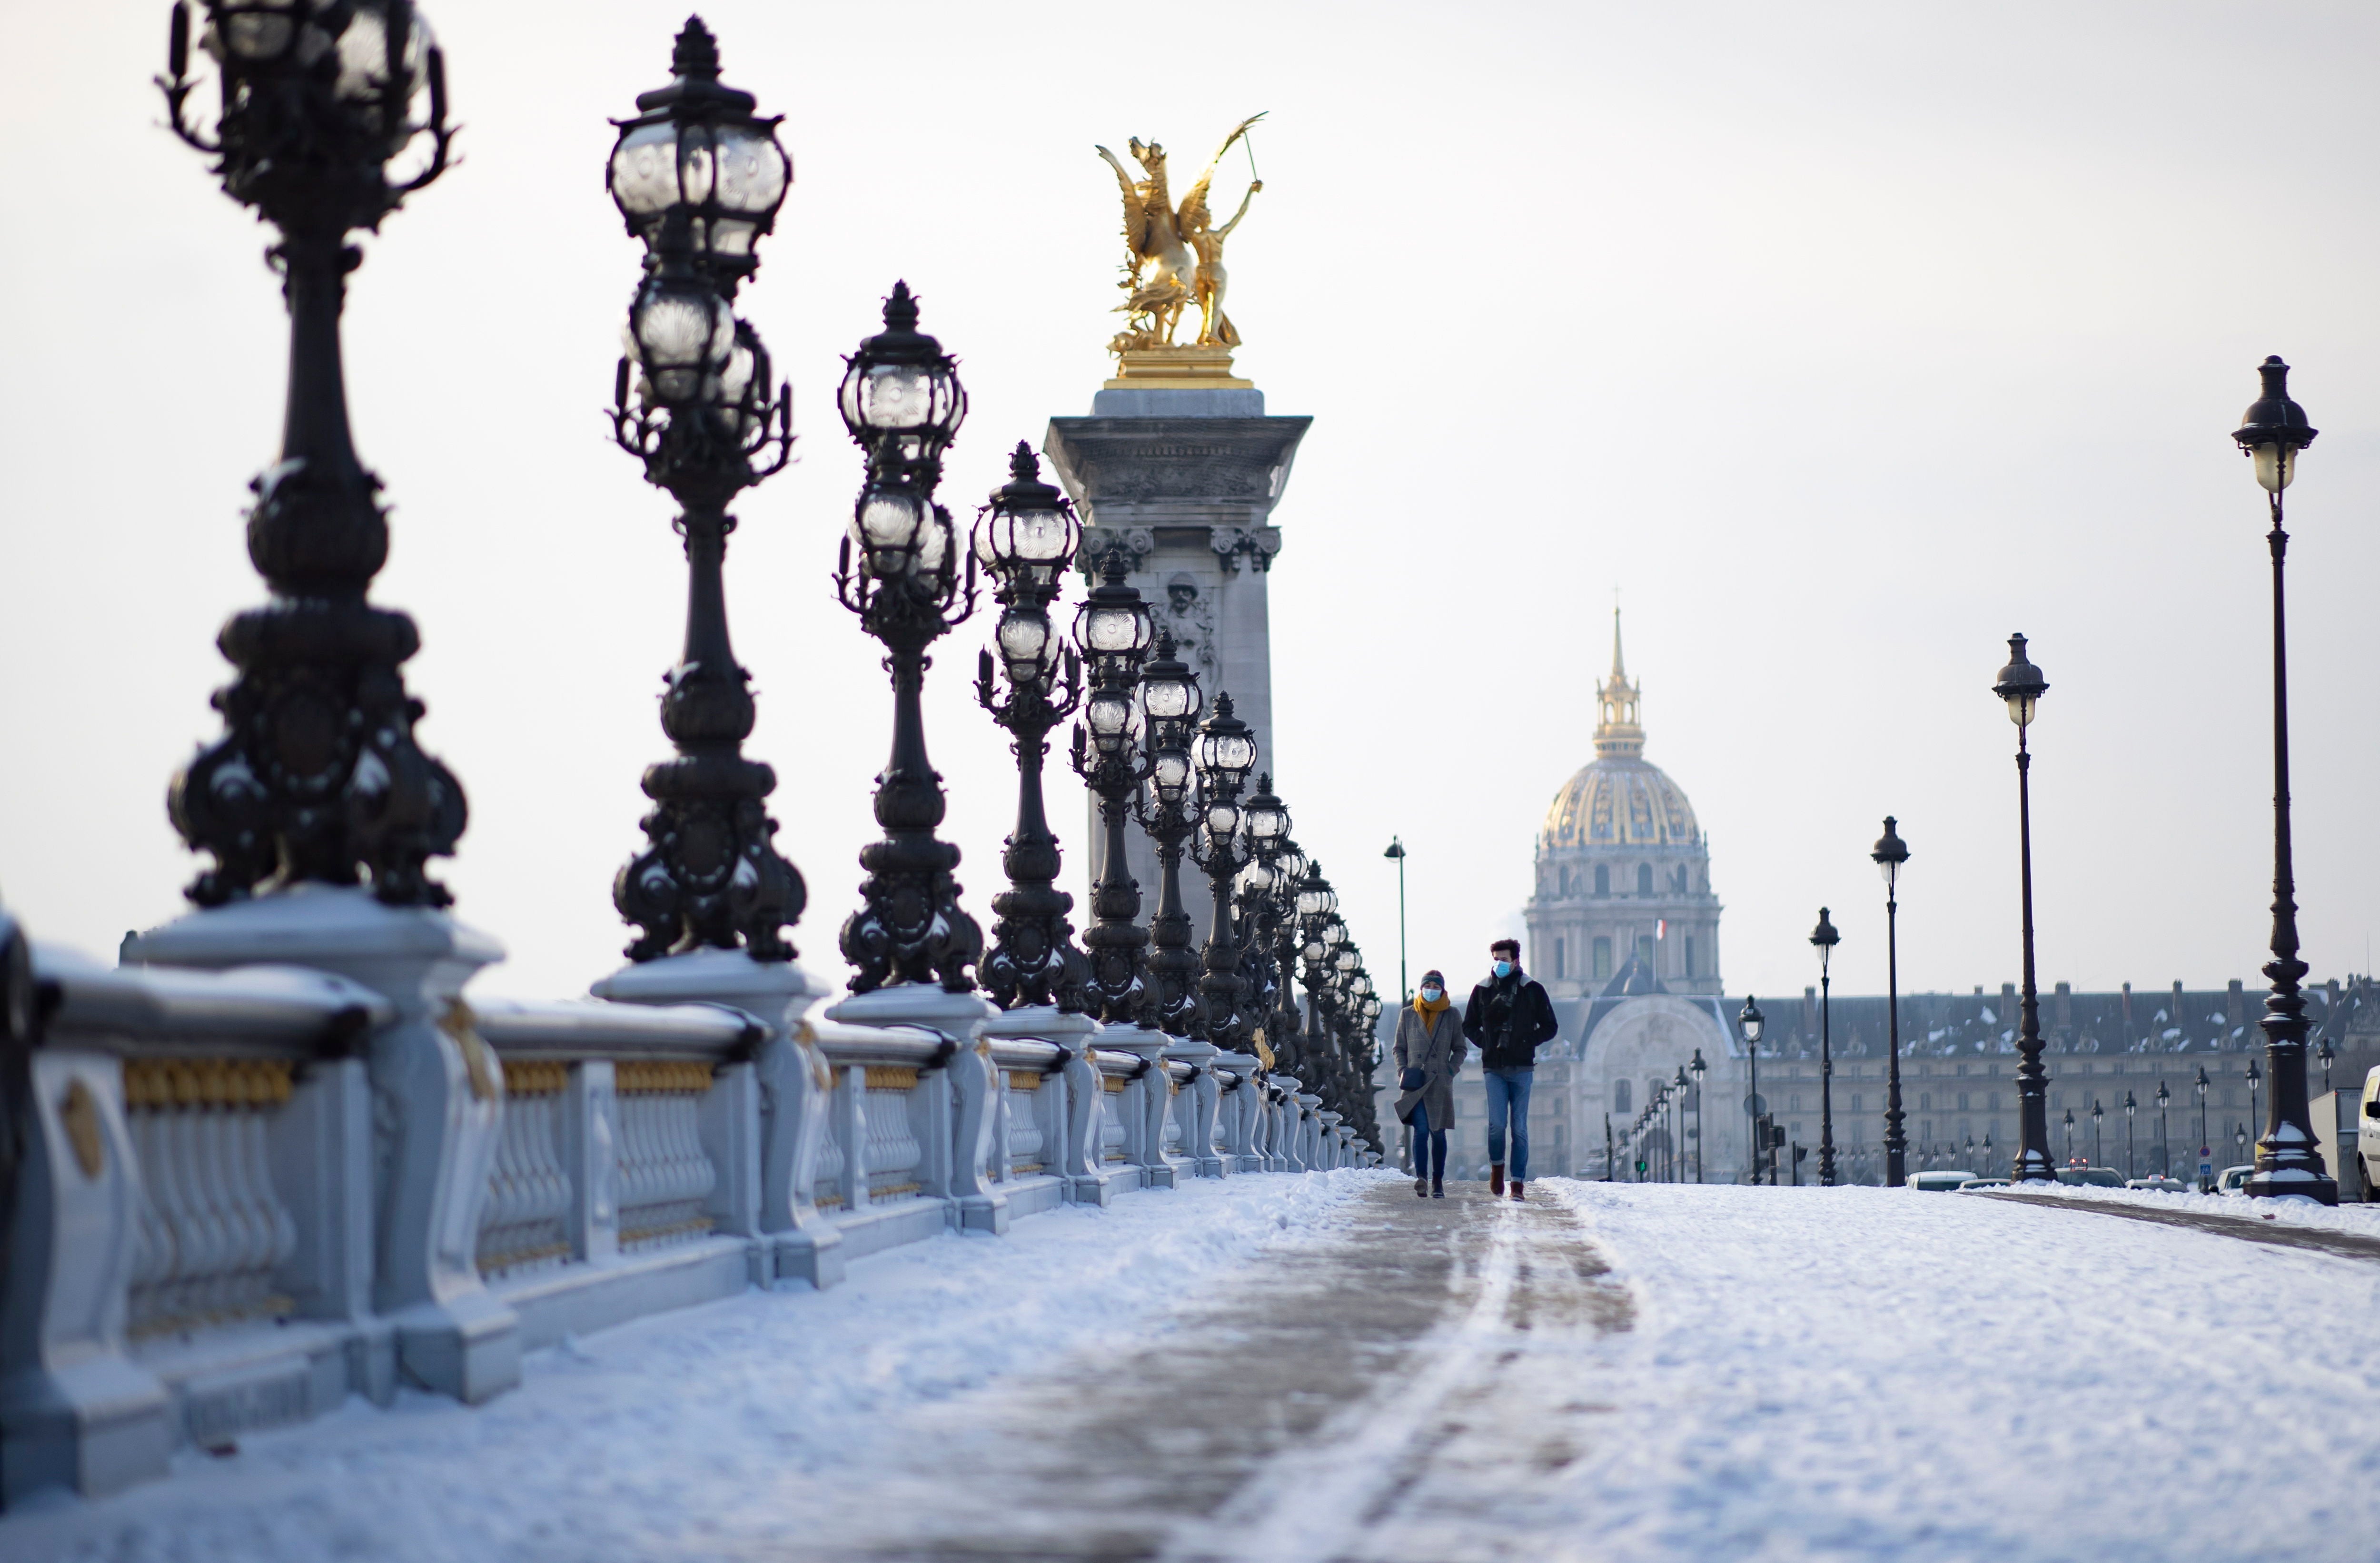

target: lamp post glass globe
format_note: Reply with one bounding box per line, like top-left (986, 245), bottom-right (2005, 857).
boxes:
top-left (2231, 355), bottom-right (2317, 494)
top-left (973, 442), bottom-right (1079, 596)
top-left (835, 282), bottom-right (965, 467)
top-left (1872, 816), bottom-right (1910, 887)
top-left (605, 18), bottom-right (792, 286)
top-left (1738, 996), bottom-right (1764, 1045)
top-left (1993, 635), bottom-right (2049, 729)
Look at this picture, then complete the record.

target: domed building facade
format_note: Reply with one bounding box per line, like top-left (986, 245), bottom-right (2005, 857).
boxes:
top-left (1526, 614), bottom-right (1723, 999)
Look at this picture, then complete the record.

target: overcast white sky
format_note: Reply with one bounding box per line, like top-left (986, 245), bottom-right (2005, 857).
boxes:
top-left (7, 0), bottom-right (2380, 1009)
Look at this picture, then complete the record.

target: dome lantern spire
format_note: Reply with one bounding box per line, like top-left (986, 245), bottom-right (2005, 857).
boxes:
top-left (1595, 606), bottom-right (1644, 758)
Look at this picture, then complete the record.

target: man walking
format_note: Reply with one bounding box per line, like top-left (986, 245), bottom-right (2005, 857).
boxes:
top-left (1464, 938), bottom-right (1560, 1200)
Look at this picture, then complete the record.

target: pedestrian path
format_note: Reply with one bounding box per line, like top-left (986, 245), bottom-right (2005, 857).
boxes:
top-left (764, 1182), bottom-right (1635, 1563)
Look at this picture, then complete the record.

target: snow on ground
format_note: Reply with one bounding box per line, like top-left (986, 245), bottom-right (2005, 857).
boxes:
top-left (1988, 1178), bottom-right (2380, 1237)
top-left (0, 1172), bottom-right (1384, 1563)
top-left (1548, 1181), bottom-right (2380, 1563)
top-left (12, 1175), bottom-right (2380, 1563)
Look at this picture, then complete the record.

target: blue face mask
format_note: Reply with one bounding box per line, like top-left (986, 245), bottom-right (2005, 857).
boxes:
top-left (1493, 960), bottom-right (1513, 979)
top-left (1420, 987), bottom-right (1443, 1003)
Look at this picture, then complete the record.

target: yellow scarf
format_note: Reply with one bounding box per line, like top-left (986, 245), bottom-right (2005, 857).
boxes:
top-left (1412, 994), bottom-right (1450, 1029)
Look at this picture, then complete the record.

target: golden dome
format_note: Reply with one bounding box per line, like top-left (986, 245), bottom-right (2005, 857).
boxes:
top-left (1540, 607), bottom-right (1702, 851)
top-left (1541, 757), bottom-right (1701, 850)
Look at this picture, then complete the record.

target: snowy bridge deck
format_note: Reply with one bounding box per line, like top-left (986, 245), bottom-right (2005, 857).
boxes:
top-left (10, 1176), bottom-right (2380, 1563)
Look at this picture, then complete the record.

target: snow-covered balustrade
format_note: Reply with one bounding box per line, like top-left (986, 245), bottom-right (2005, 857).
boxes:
top-left (801, 1013), bottom-right (985, 1258)
top-left (1088, 1045), bottom-right (1172, 1191)
top-left (985, 1036), bottom-right (1071, 1218)
top-left (2, 948), bottom-right (394, 1503)
top-left (463, 997), bottom-right (770, 1352)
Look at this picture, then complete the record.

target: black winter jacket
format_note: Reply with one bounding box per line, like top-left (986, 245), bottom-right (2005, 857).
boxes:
top-left (1463, 969), bottom-right (1559, 1070)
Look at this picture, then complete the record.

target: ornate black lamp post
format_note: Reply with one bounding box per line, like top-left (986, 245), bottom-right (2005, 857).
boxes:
top-left (972, 445), bottom-right (1091, 1010)
top-left (2091, 1098), bottom-right (2105, 1169)
top-left (605, 20), bottom-right (802, 962)
top-left (2124, 1089), bottom-right (2138, 1178)
top-left (1673, 1065), bottom-right (1692, 1182)
top-left (2232, 357), bottom-right (2337, 1203)
top-left (833, 285), bottom-right (981, 992)
top-left (1690, 1048), bottom-right (1708, 1183)
top-left (1740, 996), bottom-right (1768, 1185)
top-left (2194, 1065), bottom-right (2211, 1189)
top-left (1246, 829), bottom-right (1308, 1068)
top-left (159, 0), bottom-right (466, 906)
top-left (2319, 1036), bottom-right (2336, 1095)
top-left (1872, 816), bottom-right (1911, 1186)
top-left (2156, 1078), bottom-right (2172, 1176)
top-left (1134, 636), bottom-right (1205, 1035)
top-left (1291, 865), bottom-right (1339, 1074)
top-left (1810, 908), bottom-right (1840, 1186)
top-left (1993, 634), bottom-right (2056, 1183)
top-left (1070, 556), bottom-right (1158, 1024)
top-left (2062, 1108), bottom-right (2075, 1168)
top-left (1190, 696), bottom-right (1260, 1045)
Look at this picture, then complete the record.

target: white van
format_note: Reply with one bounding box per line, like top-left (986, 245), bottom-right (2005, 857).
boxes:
top-left (2357, 1066), bottom-right (2380, 1201)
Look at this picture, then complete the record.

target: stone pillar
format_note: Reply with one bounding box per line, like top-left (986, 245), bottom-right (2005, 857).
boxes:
top-left (1045, 387), bottom-right (1310, 945)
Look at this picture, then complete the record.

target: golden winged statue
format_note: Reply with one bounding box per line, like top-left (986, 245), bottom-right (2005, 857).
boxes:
top-left (1095, 114), bottom-right (1265, 356)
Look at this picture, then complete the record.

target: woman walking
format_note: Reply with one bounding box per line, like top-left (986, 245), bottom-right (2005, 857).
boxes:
top-left (1394, 969), bottom-right (1466, 1198)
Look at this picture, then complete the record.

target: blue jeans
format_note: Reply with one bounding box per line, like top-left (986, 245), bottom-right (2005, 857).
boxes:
top-left (1484, 1068), bottom-right (1533, 1180)
top-left (1410, 1100), bottom-right (1448, 1182)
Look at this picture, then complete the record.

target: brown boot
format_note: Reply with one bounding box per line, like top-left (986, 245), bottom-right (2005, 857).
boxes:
top-left (1489, 1164), bottom-right (1505, 1197)
top-left (1511, 1179), bottom-right (1526, 1201)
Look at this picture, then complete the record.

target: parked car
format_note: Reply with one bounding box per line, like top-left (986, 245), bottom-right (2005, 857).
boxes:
top-left (2055, 1167), bottom-right (2126, 1189)
top-left (2126, 1176), bottom-right (2187, 1192)
top-left (2216, 1164), bottom-right (2255, 1194)
top-left (2359, 1064), bottom-right (2380, 1202)
top-left (1910, 1169), bottom-right (1980, 1192)
top-left (1957, 1177), bottom-right (2011, 1191)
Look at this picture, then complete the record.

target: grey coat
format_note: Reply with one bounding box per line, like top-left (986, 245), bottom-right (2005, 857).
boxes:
top-left (1393, 1004), bottom-right (1467, 1127)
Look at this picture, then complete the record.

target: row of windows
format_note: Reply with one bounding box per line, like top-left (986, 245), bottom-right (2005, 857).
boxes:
top-left (1558, 864), bottom-right (1667, 898)
top-left (1758, 1078), bottom-right (2262, 1113)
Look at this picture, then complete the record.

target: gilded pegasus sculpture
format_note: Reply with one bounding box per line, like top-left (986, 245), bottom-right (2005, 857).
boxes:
top-left (1096, 114), bottom-right (1264, 353)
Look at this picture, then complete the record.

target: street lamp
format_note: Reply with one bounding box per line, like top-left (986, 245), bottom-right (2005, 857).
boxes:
top-left (2235, 1122), bottom-right (2251, 1166)
top-left (2319, 1035), bottom-right (2336, 1095)
top-left (1740, 996), bottom-right (1768, 1186)
top-left (604, 21), bottom-right (802, 965)
top-left (1136, 633), bottom-right (1205, 1035)
top-left (159, 0), bottom-right (466, 907)
top-left (2124, 1089), bottom-right (2138, 1179)
top-left (1993, 633), bottom-right (2055, 1183)
top-left (2062, 1108), bottom-right (2075, 1168)
top-left (1873, 816), bottom-right (1911, 1186)
top-left (2156, 1079), bottom-right (2172, 1176)
top-left (2231, 357), bottom-right (2337, 1204)
top-left (1069, 555), bottom-right (1157, 1024)
top-left (1674, 1065), bottom-right (1692, 1182)
top-left (1810, 909), bottom-right (1840, 1186)
top-left (1383, 838), bottom-right (1408, 1001)
top-left (834, 284), bottom-right (982, 992)
top-left (973, 445), bottom-right (1091, 1011)
top-left (2091, 1098), bottom-right (2105, 1170)
top-left (1690, 1048), bottom-right (1709, 1183)
top-left (2194, 1065), bottom-right (2211, 1190)
top-left (1190, 693), bottom-right (1260, 1046)
top-left (2244, 1055), bottom-right (2262, 1148)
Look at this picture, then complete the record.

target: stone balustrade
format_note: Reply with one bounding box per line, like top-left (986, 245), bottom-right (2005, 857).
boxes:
top-left (3, 930), bottom-right (1374, 1511)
